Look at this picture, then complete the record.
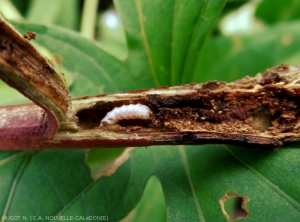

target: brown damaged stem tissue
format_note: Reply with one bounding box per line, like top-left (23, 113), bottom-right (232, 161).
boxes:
top-left (0, 15), bottom-right (300, 149)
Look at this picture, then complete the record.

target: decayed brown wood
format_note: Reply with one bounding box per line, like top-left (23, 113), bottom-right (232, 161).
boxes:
top-left (0, 14), bottom-right (300, 149)
top-left (0, 14), bottom-right (73, 123)
top-left (0, 14), bottom-right (75, 147)
top-left (2, 64), bottom-right (300, 149)
top-left (47, 64), bottom-right (300, 149)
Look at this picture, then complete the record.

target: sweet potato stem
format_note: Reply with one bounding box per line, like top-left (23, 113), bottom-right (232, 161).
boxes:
top-left (0, 15), bottom-right (300, 149)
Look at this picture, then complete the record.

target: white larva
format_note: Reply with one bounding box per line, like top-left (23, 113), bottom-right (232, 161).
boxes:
top-left (100, 104), bottom-right (152, 125)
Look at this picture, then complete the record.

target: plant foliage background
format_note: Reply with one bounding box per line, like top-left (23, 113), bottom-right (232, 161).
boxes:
top-left (1, 0), bottom-right (300, 221)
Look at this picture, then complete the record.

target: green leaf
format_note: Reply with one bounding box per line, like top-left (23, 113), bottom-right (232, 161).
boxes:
top-left (194, 21), bottom-right (300, 83)
top-left (0, 150), bottom-right (93, 218)
top-left (256, 0), bottom-right (300, 24)
top-left (127, 176), bottom-right (167, 222)
top-left (26, 0), bottom-right (79, 30)
top-left (180, 0), bottom-right (226, 84)
top-left (1, 146), bottom-right (300, 221)
top-left (171, 0), bottom-right (216, 85)
top-left (13, 0), bottom-right (225, 94)
top-left (4, 0), bottom-right (225, 105)
top-left (87, 148), bottom-right (125, 177)
top-left (107, 145), bottom-right (300, 220)
top-left (12, 22), bottom-right (130, 96)
top-left (115, 0), bottom-right (226, 86)
top-left (0, 80), bottom-right (30, 105)
top-left (4, 0), bottom-right (300, 221)
top-left (0, 150), bottom-right (148, 221)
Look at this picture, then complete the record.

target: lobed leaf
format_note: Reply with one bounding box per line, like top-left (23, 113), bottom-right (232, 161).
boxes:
top-left (1, 0), bottom-right (300, 221)
top-left (3, 145), bottom-right (295, 221)
top-left (194, 21), bottom-right (300, 83)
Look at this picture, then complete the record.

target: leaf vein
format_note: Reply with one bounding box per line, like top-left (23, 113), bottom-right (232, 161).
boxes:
top-left (52, 180), bottom-right (97, 219)
top-left (1, 154), bottom-right (32, 222)
top-left (0, 151), bottom-right (34, 168)
top-left (39, 35), bottom-right (120, 93)
top-left (135, 0), bottom-right (159, 87)
top-left (181, 0), bottom-right (209, 83)
top-left (179, 146), bottom-right (205, 222)
top-left (171, 0), bottom-right (179, 85)
top-left (223, 146), bottom-right (300, 211)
